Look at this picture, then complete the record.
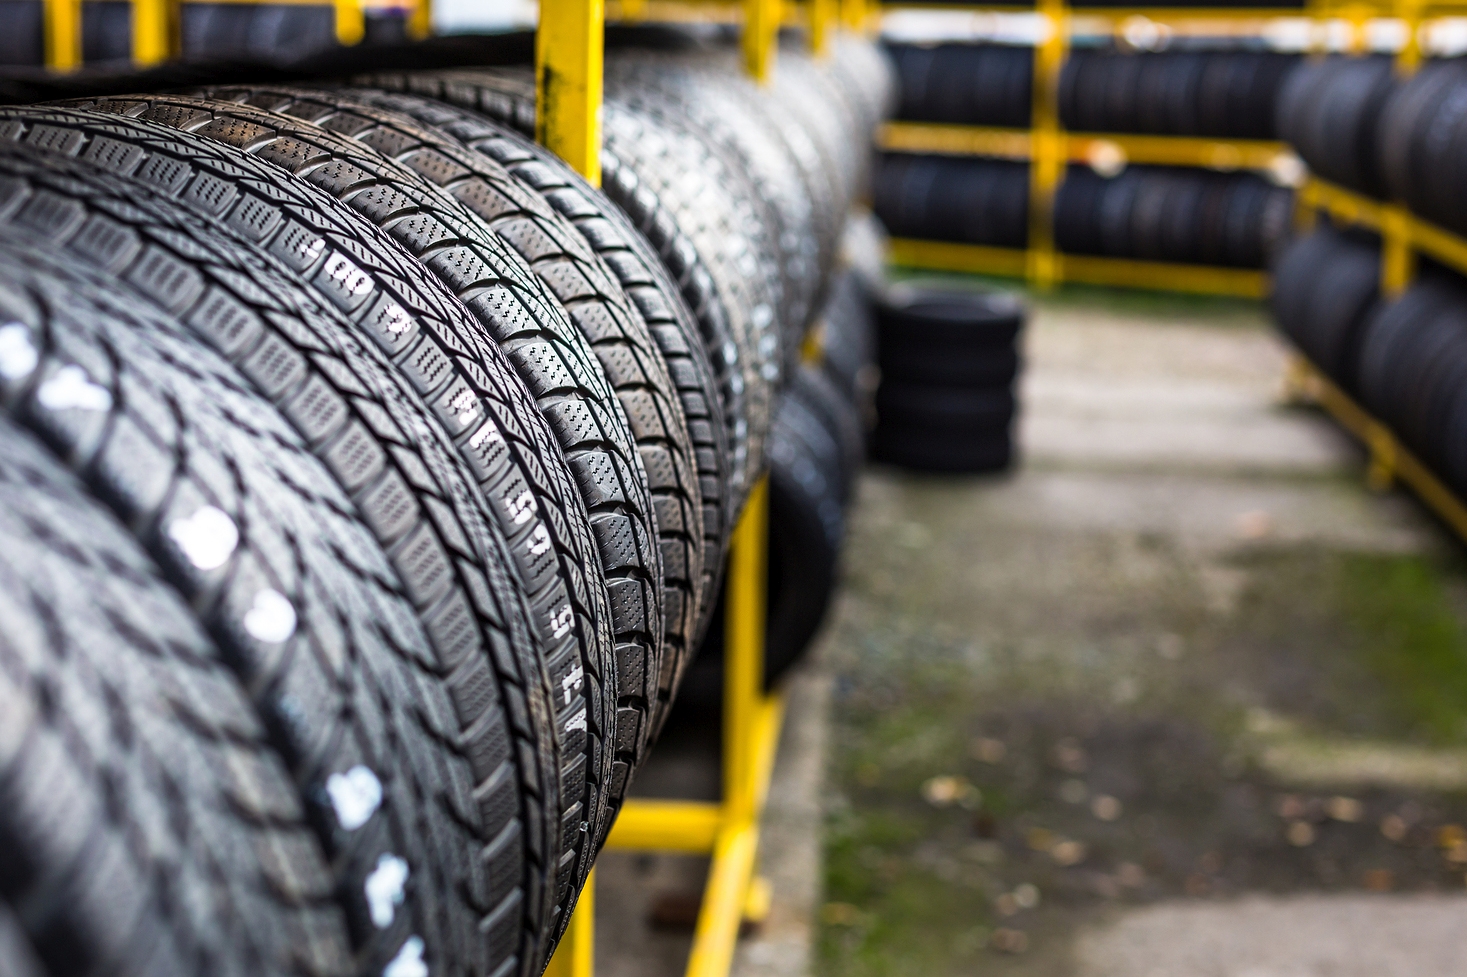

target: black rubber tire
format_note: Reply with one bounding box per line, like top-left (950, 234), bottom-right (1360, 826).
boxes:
top-left (876, 383), bottom-right (1018, 431)
top-left (194, 83), bottom-right (701, 769)
top-left (2, 102), bottom-right (596, 968)
top-left (682, 368), bottom-right (850, 700)
top-left (877, 284), bottom-right (1025, 387)
top-left (368, 68), bottom-right (775, 516)
top-left (0, 144), bottom-right (554, 977)
top-left (816, 267), bottom-right (879, 425)
top-left (0, 413), bottom-right (352, 977)
top-left (75, 89), bottom-right (661, 853)
top-left (0, 212), bottom-right (498, 974)
top-left (869, 422), bottom-right (1015, 474)
top-left (1269, 225), bottom-right (1381, 396)
top-left (0, 902), bottom-right (43, 977)
top-left (605, 51), bottom-right (820, 350)
top-left (332, 85), bottom-right (733, 681)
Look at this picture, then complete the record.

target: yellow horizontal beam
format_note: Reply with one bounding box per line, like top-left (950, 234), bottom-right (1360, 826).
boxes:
top-left (606, 0), bottom-right (802, 21)
top-left (880, 122), bottom-right (1032, 160)
top-left (889, 238), bottom-right (1030, 277)
top-left (1294, 356), bottom-right (1467, 545)
top-left (880, 122), bottom-right (1288, 172)
top-left (1304, 176), bottom-right (1467, 284)
top-left (888, 238), bottom-right (1268, 298)
top-left (604, 800), bottom-right (721, 852)
top-left (1059, 253), bottom-right (1269, 297)
top-left (1070, 132), bottom-right (1288, 171)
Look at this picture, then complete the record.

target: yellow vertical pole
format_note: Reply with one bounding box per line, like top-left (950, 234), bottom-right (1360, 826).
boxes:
top-left (839, 0), bottom-right (865, 30)
top-left (724, 476), bottom-right (769, 827)
top-left (810, 0), bottom-right (835, 57)
top-left (537, 0), bottom-right (605, 186)
top-left (744, 0), bottom-right (779, 83)
top-left (43, 0), bottom-right (82, 71)
top-left (406, 0), bottom-right (432, 39)
top-left (1395, 0), bottom-right (1423, 74)
top-left (1380, 205), bottom-right (1415, 297)
top-left (543, 868), bottom-right (595, 977)
top-left (1027, 0), bottom-right (1068, 290)
top-left (334, 0), bottom-right (365, 45)
top-left (131, 0), bottom-right (174, 65)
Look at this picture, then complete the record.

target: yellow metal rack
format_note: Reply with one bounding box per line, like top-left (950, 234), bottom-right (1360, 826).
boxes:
top-left (535, 1), bottom-right (829, 976)
top-left (874, 1), bottom-right (1403, 295)
top-left (34, 1), bottom-right (824, 975)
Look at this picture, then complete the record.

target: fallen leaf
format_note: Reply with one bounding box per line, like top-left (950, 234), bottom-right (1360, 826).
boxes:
top-left (971, 738), bottom-right (1007, 764)
top-left (1052, 840), bottom-right (1087, 866)
top-left (990, 928), bottom-right (1029, 954)
top-left (1380, 814), bottom-right (1408, 842)
top-left (1091, 795), bottom-right (1123, 821)
top-left (1287, 821), bottom-right (1316, 846)
top-left (1326, 796), bottom-right (1363, 823)
top-left (1026, 827), bottom-right (1055, 852)
top-left (1363, 868), bottom-right (1394, 892)
top-left (820, 902), bottom-right (861, 926)
top-left (1437, 824), bottom-right (1466, 849)
top-left (1052, 738), bottom-right (1088, 773)
top-left (1013, 883), bottom-right (1040, 909)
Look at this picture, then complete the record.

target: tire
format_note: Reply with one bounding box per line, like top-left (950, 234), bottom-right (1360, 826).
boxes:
top-left (605, 51), bottom-right (821, 350)
top-left (869, 422), bottom-right (1014, 474)
top-left (198, 83), bottom-right (702, 764)
top-left (816, 266), bottom-right (879, 422)
top-left (0, 414), bottom-right (352, 977)
top-left (681, 368), bottom-right (850, 701)
top-left (877, 284), bottom-right (1025, 389)
top-left (0, 144), bottom-right (555, 977)
top-left (75, 89), bottom-right (660, 861)
top-left (367, 69), bottom-right (775, 516)
top-left (332, 87), bottom-right (733, 703)
top-left (1269, 226), bottom-right (1380, 395)
top-left (2, 102), bottom-right (597, 965)
top-left (0, 903), bottom-right (43, 977)
top-left (876, 383), bottom-right (1018, 431)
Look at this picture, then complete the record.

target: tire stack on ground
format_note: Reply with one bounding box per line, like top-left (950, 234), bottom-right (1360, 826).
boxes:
top-left (0, 29), bottom-right (891, 977)
top-left (875, 42), bottom-right (1300, 267)
top-left (871, 284), bottom-right (1025, 473)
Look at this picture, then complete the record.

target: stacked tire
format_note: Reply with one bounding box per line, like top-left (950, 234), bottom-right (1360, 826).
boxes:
top-left (1056, 165), bottom-right (1294, 268)
top-left (871, 284), bottom-right (1024, 473)
top-left (878, 41), bottom-right (1301, 268)
top-left (0, 31), bottom-right (893, 977)
top-left (1270, 224), bottom-right (1382, 396)
top-left (1276, 54), bottom-right (1395, 197)
top-left (1061, 49), bottom-right (1300, 139)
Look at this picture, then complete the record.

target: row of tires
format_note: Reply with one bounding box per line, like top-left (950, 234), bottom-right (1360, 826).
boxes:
top-left (0, 0), bottom-right (384, 67)
top-left (888, 42), bottom-right (1298, 140)
top-left (873, 154), bottom-right (1292, 268)
top-left (0, 32), bottom-right (894, 977)
top-left (1277, 53), bottom-right (1467, 239)
top-left (1272, 224), bottom-right (1467, 499)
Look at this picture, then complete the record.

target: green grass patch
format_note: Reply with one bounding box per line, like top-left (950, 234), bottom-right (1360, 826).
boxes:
top-left (1338, 552), bottom-right (1467, 743)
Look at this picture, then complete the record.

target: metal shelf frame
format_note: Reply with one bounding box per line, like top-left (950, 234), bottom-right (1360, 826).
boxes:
top-left (33, 2), bottom-right (837, 976)
top-left (537, 1), bottom-right (846, 976)
top-left (1286, 355), bottom-right (1467, 545)
top-left (874, 0), bottom-right (1433, 295)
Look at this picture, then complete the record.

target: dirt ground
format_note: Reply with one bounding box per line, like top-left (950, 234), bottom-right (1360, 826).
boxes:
top-left (816, 286), bottom-right (1467, 976)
